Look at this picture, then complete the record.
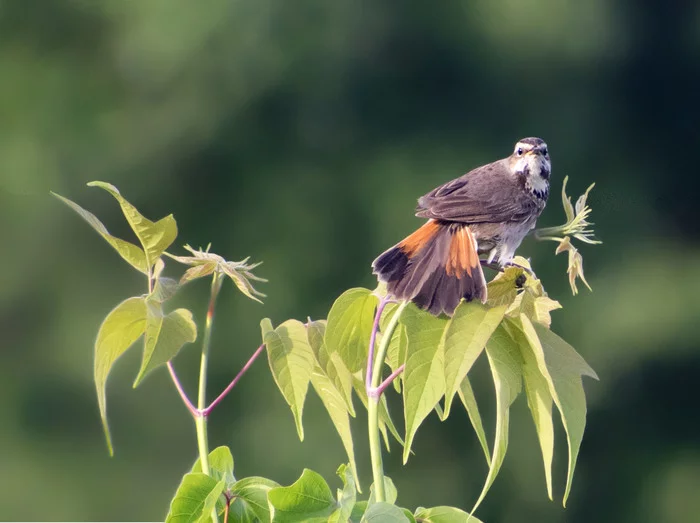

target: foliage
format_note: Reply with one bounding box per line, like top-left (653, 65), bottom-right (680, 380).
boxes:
top-left (54, 181), bottom-right (599, 521)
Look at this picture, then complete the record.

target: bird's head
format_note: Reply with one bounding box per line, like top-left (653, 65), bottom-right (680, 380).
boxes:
top-left (509, 137), bottom-right (551, 186)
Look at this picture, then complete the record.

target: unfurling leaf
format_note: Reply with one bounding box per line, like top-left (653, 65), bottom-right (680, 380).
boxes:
top-left (555, 237), bottom-right (592, 295)
top-left (264, 320), bottom-right (316, 440)
top-left (87, 181), bottom-right (177, 268)
top-left (94, 296), bottom-right (147, 455)
top-left (171, 244), bottom-right (266, 302)
top-left (165, 473), bottom-right (226, 523)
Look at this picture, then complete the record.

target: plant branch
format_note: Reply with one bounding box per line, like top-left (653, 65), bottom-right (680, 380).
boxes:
top-left (167, 362), bottom-right (198, 417)
top-left (366, 299), bottom-right (409, 502)
top-left (203, 344), bottom-right (266, 417)
top-left (375, 364), bottom-right (405, 397)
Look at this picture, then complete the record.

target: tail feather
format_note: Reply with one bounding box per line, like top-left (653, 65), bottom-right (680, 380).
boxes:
top-left (372, 220), bottom-right (487, 316)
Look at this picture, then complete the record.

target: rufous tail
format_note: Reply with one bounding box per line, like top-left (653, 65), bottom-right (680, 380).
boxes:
top-left (372, 220), bottom-right (487, 316)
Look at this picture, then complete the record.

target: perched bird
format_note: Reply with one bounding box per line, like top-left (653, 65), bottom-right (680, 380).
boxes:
top-left (372, 137), bottom-right (551, 316)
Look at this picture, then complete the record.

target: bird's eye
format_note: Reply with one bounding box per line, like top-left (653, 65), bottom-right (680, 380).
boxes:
top-left (542, 148), bottom-right (548, 156)
top-left (517, 147), bottom-right (523, 156)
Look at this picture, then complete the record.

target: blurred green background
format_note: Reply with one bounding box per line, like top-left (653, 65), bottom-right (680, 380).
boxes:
top-left (2, 0), bottom-right (699, 521)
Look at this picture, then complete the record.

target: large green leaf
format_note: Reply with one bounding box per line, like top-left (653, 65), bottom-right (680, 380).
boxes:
top-left (230, 476), bottom-right (280, 523)
top-left (442, 301), bottom-right (506, 419)
top-left (329, 464), bottom-right (356, 523)
top-left (361, 502), bottom-right (410, 523)
top-left (310, 368), bottom-right (359, 492)
top-left (457, 377), bottom-right (491, 465)
top-left (268, 469), bottom-right (337, 522)
top-left (264, 320), bottom-right (316, 440)
top-left (504, 317), bottom-right (555, 499)
top-left (325, 288), bottom-right (378, 372)
top-left (470, 324), bottom-right (523, 515)
top-left (51, 192), bottom-right (148, 273)
top-left (414, 506), bottom-right (483, 523)
top-left (165, 473), bottom-right (226, 523)
top-left (308, 319), bottom-right (354, 415)
top-left (94, 296), bottom-right (147, 455)
top-left (520, 316), bottom-right (598, 505)
top-left (133, 302), bottom-right (197, 387)
top-left (401, 304), bottom-right (448, 463)
top-left (88, 181), bottom-right (177, 269)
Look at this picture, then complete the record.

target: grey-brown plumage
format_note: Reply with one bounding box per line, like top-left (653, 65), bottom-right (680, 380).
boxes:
top-left (373, 137), bottom-right (550, 316)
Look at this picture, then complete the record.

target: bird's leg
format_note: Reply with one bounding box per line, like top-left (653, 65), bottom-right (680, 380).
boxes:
top-left (479, 260), bottom-right (504, 272)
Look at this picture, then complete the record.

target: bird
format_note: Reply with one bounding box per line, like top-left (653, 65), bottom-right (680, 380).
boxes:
top-left (372, 137), bottom-right (551, 316)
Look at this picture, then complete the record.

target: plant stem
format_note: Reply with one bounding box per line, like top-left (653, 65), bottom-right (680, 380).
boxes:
top-left (167, 362), bottom-right (198, 416)
top-left (366, 296), bottom-right (391, 391)
top-left (204, 344), bottom-right (265, 417)
top-left (366, 299), bottom-right (408, 502)
top-left (196, 272), bottom-right (223, 523)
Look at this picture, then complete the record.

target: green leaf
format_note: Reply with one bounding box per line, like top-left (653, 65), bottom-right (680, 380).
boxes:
top-left (51, 191), bottom-right (148, 273)
top-left (368, 477), bottom-right (398, 505)
top-left (268, 469), bottom-right (337, 522)
top-left (310, 368), bottom-right (360, 492)
top-left (470, 324), bottom-right (523, 516)
top-left (457, 377), bottom-right (491, 465)
top-left (414, 506), bottom-right (484, 523)
top-left (88, 181), bottom-right (177, 269)
top-left (325, 288), bottom-right (378, 372)
top-left (94, 296), bottom-right (147, 455)
top-left (519, 317), bottom-right (598, 506)
top-left (361, 502), bottom-right (410, 522)
top-left (329, 464), bottom-right (356, 523)
top-left (165, 472), bottom-right (226, 523)
top-left (230, 476), bottom-right (280, 523)
top-left (503, 318), bottom-right (554, 499)
top-left (191, 446), bottom-right (235, 488)
top-left (308, 319), bottom-right (355, 415)
top-left (442, 301), bottom-right (506, 419)
top-left (133, 304), bottom-right (197, 387)
top-left (264, 320), bottom-right (316, 441)
top-left (401, 304), bottom-right (448, 463)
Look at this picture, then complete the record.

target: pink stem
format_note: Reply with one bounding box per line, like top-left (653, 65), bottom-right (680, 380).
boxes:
top-left (203, 344), bottom-right (266, 417)
top-left (167, 361), bottom-right (199, 417)
top-left (366, 296), bottom-right (391, 391)
top-left (375, 364), bottom-right (405, 397)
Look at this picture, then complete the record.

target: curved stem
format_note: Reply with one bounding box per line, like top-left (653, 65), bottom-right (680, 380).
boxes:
top-left (204, 344), bottom-right (265, 417)
top-left (367, 300), bottom-right (408, 502)
top-left (366, 296), bottom-right (391, 391)
top-left (167, 362), bottom-right (198, 416)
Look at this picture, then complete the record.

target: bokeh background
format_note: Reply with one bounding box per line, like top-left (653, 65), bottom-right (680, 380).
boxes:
top-left (2, 0), bottom-right (699, 521)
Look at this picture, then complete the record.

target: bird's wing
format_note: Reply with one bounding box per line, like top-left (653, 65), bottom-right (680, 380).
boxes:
top-left (415, 160), bottom-right (537, 224)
